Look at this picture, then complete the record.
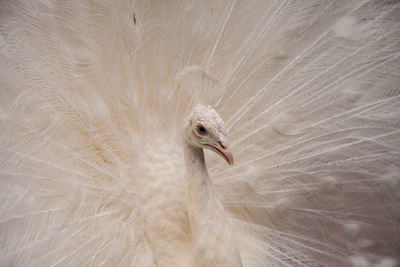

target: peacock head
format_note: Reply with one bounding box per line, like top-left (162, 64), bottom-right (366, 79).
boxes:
top-left (185, 104), bottom-right (233, 165)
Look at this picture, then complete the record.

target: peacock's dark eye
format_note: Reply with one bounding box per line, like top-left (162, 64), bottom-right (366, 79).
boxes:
top-left (196, 125), bottom-right (207, 135)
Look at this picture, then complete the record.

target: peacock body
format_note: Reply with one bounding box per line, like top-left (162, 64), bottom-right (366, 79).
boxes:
top-left (1, 0), bottom-right (400, 266)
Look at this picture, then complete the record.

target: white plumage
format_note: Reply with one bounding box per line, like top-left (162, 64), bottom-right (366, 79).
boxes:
top-left (1, 0), bottom-right (400, 266)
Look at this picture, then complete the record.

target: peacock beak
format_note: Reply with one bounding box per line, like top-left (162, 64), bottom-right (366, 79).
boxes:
top-left (221, 148), bottom-right (234, 165)
top-left (206, 136), bottom-right (234, 165)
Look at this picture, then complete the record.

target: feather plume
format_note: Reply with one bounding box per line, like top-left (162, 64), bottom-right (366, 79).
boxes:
top-left (1, 0), bottom-right (400, 266)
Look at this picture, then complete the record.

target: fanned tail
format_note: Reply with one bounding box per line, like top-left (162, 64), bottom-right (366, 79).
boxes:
top-left (1, 0), bottom-right (400, 266)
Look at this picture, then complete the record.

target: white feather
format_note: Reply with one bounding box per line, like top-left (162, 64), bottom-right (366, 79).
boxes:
top-left (1, 0), bottom-right (399, 266)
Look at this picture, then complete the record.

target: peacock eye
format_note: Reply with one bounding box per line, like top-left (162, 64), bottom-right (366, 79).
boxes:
top-left (196, 125), bottom-right (207, 135)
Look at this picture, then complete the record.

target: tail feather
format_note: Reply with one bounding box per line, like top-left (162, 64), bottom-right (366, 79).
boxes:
top-left (1, 0), bottom-right (400, 266)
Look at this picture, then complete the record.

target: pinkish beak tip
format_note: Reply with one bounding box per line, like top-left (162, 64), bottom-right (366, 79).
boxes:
top-left (225, 150), bottom-right (234, 165)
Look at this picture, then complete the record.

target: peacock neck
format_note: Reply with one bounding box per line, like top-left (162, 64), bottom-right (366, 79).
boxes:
top-left (187, 142), bottom-right (230, 223)
top-left (183, 142), bottom-right (243, 266)
top-left (183, 142), bottom-right (213, 191)
top-left (183, 142), bottom-right (216, 229)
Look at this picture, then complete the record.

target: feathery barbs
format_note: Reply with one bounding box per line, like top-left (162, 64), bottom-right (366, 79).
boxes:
top-left (1, 0), bottom-right (400, 266)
